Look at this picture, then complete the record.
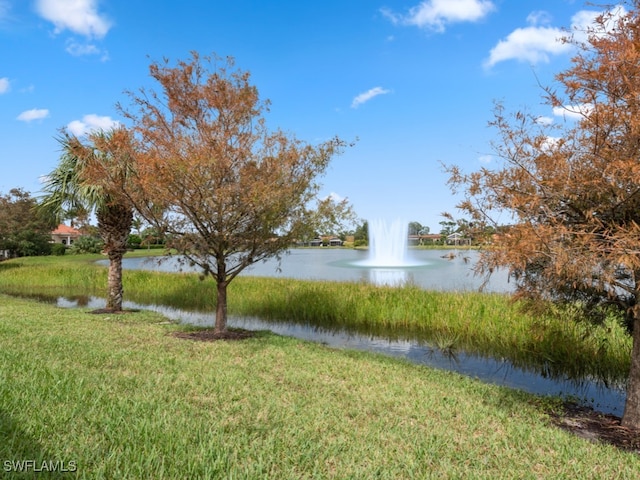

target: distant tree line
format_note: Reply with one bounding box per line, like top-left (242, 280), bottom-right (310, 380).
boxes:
top-left (0, 188), bottom-right (55, 259)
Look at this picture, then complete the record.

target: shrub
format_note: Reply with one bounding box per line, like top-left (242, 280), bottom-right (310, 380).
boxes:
top-left (51, 243), bottom-right (67, 256)
top-left (128, 234), bottom-right (142, 249)
top-left (69, 236), bottom-right (103, 254)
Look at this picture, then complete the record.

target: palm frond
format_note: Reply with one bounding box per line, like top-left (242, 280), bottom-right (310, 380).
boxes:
top-left (39, 131), bottom-right (109, 221)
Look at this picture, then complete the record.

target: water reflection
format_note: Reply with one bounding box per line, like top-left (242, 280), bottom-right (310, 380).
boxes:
top-left (32, 293), bottom-right (627, 415)
top-left (366, 268), bottom-right (409, 287)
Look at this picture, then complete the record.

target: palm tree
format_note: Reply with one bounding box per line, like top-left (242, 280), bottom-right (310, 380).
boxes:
top-left (40, 128), bottom-right (134, 312)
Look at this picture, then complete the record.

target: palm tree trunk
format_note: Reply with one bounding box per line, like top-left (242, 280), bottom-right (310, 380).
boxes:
top-left (106, 251), bottom-right (125, 311)
top-left (97, 204), bottom-right (133, 312)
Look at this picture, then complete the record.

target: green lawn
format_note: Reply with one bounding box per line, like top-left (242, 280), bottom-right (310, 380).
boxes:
top-left (0, 294), bottom-right (638, 479)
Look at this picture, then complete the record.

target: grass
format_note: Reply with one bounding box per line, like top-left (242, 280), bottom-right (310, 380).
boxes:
top-left (0, 253), bottom-right (632, 388)
top-left (0, 294), bottom-right (639, 478)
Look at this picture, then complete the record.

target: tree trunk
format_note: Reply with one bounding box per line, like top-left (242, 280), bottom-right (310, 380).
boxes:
top-left (97, 204), bottom-right (133, 312)
top-left (106, 251), bottom-right (124, 311)
top-left (622, 312), bottom-right (640, 429)
top-left (215, 280), bottom-right (228, 334)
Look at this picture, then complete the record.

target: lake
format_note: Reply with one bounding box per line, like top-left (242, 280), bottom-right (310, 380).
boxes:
top-left (115, 248), bottom-right (513, 291)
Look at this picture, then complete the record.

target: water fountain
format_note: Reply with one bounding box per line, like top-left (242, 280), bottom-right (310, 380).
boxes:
top-left (360, 218), bottom-right (413, 267)
top-left (353, 218), bottom-right (425, 286)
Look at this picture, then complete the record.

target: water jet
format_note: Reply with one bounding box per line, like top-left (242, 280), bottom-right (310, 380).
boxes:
top-left (357, 218), bottom-right (422, 267)
top-left (347, 218), bottom-right (425, 286)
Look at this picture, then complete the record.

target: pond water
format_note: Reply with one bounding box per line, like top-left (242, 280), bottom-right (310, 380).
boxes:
top-left (115, 248), bottom-right (513, 291)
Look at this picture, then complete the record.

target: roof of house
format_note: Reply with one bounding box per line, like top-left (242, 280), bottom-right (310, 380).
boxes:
top-left (51, 224), bottom-right (82, 236)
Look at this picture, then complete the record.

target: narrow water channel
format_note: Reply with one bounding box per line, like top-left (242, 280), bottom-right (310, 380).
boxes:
top-left (48, 294), bottom-right (627, 416)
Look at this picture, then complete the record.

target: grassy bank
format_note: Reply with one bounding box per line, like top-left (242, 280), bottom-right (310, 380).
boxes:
top-left (0, 254), bottom-right (631, 388)
top-left (0, 294), bottom-right (638, 478)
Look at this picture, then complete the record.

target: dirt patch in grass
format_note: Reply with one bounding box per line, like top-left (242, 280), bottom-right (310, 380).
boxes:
top-left (88, 308), bottom-right (140, 314)
top-left (549, 402), bottom-right (640, 454)
top-left (170, 328), bottom-right (257, 341)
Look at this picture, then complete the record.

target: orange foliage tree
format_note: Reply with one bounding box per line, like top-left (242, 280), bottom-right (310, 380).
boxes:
top-left (119, 52), bottom-right (354, 335)
top-left (447, 2), bottom-right (640, 429)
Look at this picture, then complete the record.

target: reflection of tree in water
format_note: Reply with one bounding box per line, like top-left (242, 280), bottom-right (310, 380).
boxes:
top-left (63, 295), bottom-right (91, 307)
top-left (0, 291), bottom-right (96, 309)
top-left (0, 291), bottom-right (58, 305)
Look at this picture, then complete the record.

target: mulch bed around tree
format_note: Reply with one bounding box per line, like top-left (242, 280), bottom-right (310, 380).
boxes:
top-left (87, 308), bottom-right (140, 314)
top-left (548, 402), bottom-right (640, 454)
top-left (170, 328), bottom-right (257, 341)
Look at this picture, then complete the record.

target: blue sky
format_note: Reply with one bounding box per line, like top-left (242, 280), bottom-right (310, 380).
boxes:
top-left (0, 0), bottom-right (616, 232)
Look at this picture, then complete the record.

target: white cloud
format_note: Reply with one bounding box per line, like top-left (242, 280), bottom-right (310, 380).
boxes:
top-left (570, 10), bottom-right (601, 33)
top-left (552, 103), bottom-right (593, 120)
top-left (35, 0), bottom-right (112, 39)
top-left (382, 0), bottom-right (495, 33)
top-left (541, 136), bottom-right (562, 152)
top-left (526, 11), bottom-right (552, 27)
top-left (478, 154), bottom-right (493, 164)
top-left (17, 108), bottom-right (50, 122)
top-left (351, 87), bottom-right (390, 108)
top-left (326, 192), bottom-right (345, 202)
top-left (65, 39), bottom-right (100, 56)
top-left (67, 114), bottom-right (119, 136)
top-left (571, 6), bottom-right (627, 42)
top-left (484, 24), bottom-right (570, 68)
top-left (484, 7), bottom-right (628, 69)
top-left (65, 39), bottom-right (110, 61)
top-left (0, 77), bottom-right (9, 94)
top-left (535, 115), bottom-right (554, 126)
